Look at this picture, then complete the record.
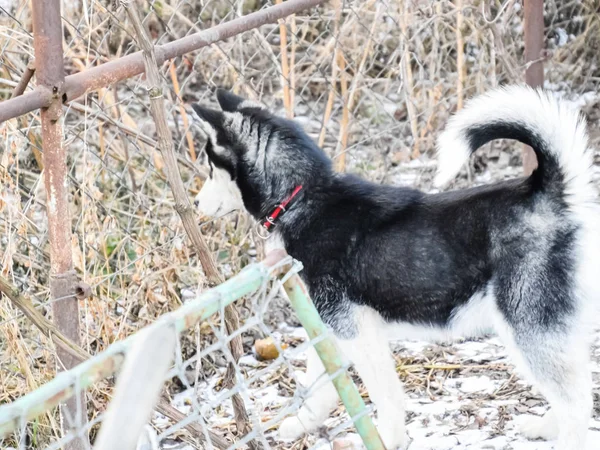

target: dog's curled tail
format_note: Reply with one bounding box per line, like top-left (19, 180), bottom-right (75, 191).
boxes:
top-left (434, 85), bottom-right (594, 207)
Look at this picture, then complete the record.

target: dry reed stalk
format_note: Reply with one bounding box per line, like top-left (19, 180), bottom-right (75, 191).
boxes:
top-left (334, 0), bottom-right (379, 169)
top-left (98, 86), bottom-right (164, 172)
top-left (168, 61), bottom-right (197, 161)
top-left (333, 0), bottom-right (380, 171)
top-left (318, 0), bottom-right (342, 148)
top-left (418, 85), bottom-right (442, 152)
top-left (275, 0), bottom-right (293, 118)
top-left (123, 4), bottom-right (259, 449)
top-left (98, 120), bottom-right (106, 186)
top-left (67, 101), bottom-right (203, 178)
top-left (154, 7), bottom-right (251, 109)
top-left (318, 54), bottom-right (338, 148)
top-left (455, 0), bottom-right (465, 110)
top-left (399, 0), bottom-right (419, 158)
top-left (481, 0), bottom-right (520, 82)
top-left (484, 3), bottom-right (498, 89)
top-left (0, 304), bottom-right (39, 392)
top-left (345, 5), bottom-right (380, 112)
top-left (334, 52), bottom-right (348, 172)
top-left (111, 86), bottom-right (139, 192)
top-left (290, 13), bottom-right (297, 114)
top-left (0, 302), bottom-right (59, 446)
top-left (97, 87), bottom-right (138, 133)
top-left (429, 2), bottom-right (442, 87)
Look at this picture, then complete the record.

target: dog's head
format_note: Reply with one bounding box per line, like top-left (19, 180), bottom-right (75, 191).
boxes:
top-left (192, 90), bottom-right (331, 220)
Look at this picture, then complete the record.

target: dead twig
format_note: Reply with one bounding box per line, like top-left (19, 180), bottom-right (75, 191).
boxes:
top-left (11, 60), bottom-right (36, 99)
top-left (0, 275), bottom-right (90, 362)
top-left (123, 3), bottom-right (260, 449)
top-left (169, 62), bottom-right (197, 161)
top-left (455, 0), bottom-right (466, 111)
top-left (399, 0), bottom-right (420, 158)
top-left (276, 0), bottom-right (293, 118)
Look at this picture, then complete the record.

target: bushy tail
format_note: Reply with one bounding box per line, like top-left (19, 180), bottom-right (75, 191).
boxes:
top-left (434, 85), bottom-right (595, 208)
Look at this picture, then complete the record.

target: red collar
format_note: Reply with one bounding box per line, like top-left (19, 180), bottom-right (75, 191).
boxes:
top-left (261, 185), bottom-right (303, 233)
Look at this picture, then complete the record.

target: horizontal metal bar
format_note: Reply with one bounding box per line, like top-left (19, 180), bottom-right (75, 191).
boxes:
top-left (0, 251), bottom-right (292, 437)
top-left (0, 0), bottom-right (326, 124)
top-left (0, 86), bottom-right (52, 123)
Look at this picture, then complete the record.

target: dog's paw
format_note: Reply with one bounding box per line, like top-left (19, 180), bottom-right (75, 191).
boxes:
top-left (379, 424), bottom-right (409, 450)
top-left (518, 413), bottom-right (559, 441)
top-left (278, 417), bottom-right (306, 441)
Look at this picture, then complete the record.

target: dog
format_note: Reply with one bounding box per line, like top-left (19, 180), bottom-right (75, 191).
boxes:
top-left (191, 86), bottom-right (599, 450)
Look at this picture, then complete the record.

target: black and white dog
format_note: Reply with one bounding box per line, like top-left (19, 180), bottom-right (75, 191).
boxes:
top-left (192, 86), bottom-right (599, 450)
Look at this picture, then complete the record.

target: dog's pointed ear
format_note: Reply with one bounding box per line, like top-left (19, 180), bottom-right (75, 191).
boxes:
top-left (216, 89), bottom-right (245, 112)
top-left (191, 104), bottom-right (226, 140)
top-left (192, 104), bottom-right (223, 129)
top-left (216, 88), bottom-right (266, 112)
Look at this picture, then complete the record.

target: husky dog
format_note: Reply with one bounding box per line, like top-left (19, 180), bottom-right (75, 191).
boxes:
top-left (192, 86), bottom-right (599, 450)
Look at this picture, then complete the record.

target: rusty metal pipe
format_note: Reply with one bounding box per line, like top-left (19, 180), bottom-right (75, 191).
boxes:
top-left (0, 0), bottom-right (326, 124)
top-left (523, 0), bottom-right (544, 175)
top-left (0, 86), bottom-right (51, 122)
top-left (32, 0), bottom-right (88, 448)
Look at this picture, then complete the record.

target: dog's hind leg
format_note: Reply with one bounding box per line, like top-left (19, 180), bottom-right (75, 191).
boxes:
top-left (278, 343), bottom-right (340, 440)
top-left (336, 307), bottom-right (409, 450)
top-left (496, 319), bottom-right (592, 450)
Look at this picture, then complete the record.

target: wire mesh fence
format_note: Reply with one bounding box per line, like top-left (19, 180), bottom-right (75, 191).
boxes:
top-left (0, 251), bottom-right (384, 450)
top-left (1, 0), bottom-right (600, 449)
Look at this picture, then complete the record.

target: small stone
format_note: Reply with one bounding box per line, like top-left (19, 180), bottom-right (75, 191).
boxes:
top-left (254, 337), bottom-right (280, 360)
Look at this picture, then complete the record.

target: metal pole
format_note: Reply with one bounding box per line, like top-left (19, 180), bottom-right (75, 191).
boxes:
top-left (282, 274), bottom-right (385, 450)
top-left (31, 0), bottom-right (88, 448)
top-left (523, 0), bottom-right (544, 175)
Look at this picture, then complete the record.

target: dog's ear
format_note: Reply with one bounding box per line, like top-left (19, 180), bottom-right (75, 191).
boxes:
top-left (216, 89), bottom-right (245, 112)
top-left (191, 104), bottom-right (227, 141)
top-left (216, 88), bottom-right (266, 112)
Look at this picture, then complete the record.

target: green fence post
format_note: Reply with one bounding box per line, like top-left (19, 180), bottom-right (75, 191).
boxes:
top-left (282, 272), bottom-right (386, 450)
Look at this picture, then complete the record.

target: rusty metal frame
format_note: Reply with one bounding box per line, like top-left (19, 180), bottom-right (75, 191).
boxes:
top-left (523, 0), bottom-right (544, 174)
top-left (1, 0), bottom-right (327, 447)
top-left (31, 0), bottom-right (89, 448)
top-left (0, 0), bottom-right (326, 124)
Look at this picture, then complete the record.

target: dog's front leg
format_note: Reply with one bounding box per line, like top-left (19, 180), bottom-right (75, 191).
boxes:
top-left (279, 343), bottom-right (340, 439)
top-left (337, 308), bottom-right (409, 450)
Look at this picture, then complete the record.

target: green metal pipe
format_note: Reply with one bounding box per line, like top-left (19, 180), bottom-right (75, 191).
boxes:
top-left (0, 260), bottom-right (275, 436)
top-left (282, 274), bottom-right (386, 450)
top-left (0, 251), bottom-right (384, 450)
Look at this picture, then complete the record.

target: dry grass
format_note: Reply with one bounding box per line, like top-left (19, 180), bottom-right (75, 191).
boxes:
top-left (0, 0), bottom-right (599, 447)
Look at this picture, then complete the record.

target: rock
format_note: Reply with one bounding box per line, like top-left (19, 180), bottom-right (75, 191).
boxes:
top-left (255, 337), bottom-right (280, 360)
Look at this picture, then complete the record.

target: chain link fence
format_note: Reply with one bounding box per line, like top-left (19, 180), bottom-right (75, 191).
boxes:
top-left (1, 0), bottom-right (599, 449)
top-left (0, 252), bottom-right (383, 450)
